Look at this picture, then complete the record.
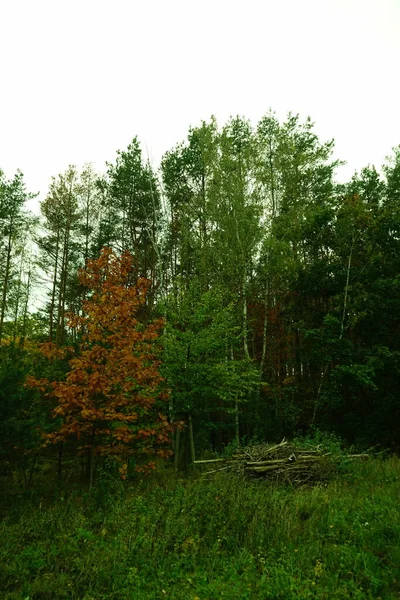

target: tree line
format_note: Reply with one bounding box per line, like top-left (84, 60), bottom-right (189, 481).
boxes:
top-left (1, 111), bottom-right (400, 478)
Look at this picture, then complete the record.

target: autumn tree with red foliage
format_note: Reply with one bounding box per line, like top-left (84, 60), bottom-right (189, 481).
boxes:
top-left (27, 248), bottom-right (172, 482)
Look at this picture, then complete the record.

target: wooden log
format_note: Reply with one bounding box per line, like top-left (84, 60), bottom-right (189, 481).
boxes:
top-left (261, 440), bottom-right (288, 453)
top-left (245, 457), bottom-right (292, 466)
top-left (245, 455), bottom-right (322, 467)
top-left (347, 454), bottom-right (370, 460)
top-left (202, 466), bottom-right (231, 475)
top-left (193, 458), bottom-right (227, 465)
top-left (246, 457), bottom-right (326, 473)
top-left (247, 464), bottom-right (288, 473)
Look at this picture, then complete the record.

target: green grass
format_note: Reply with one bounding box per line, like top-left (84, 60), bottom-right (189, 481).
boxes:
top-left (1, 457), bottom-right (400, 599)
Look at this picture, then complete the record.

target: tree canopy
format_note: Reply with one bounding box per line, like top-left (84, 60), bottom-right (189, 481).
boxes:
top-left (1, 114), bottom-right (400, 480)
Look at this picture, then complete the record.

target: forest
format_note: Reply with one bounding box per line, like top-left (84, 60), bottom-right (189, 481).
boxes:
top-left (1, 112), bottom-right (400, 599)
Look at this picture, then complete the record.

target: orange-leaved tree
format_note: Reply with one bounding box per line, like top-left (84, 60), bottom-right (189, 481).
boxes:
top-left (27, 247), bottom-right (172, 482)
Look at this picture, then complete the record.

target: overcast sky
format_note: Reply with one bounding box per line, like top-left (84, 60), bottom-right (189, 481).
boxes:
top-left (1, 0), bottom-right (399, 212)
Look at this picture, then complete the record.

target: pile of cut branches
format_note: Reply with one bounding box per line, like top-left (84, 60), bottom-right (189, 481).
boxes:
top-left (194, 440), bottom-right (366, 485)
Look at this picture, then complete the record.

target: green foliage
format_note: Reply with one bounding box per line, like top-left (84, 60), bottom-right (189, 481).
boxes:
top-left (162, 280), bottom-right (259, 449)
top-left (3, 113), bottom-right (400, 466)
top-left (0, 170), bottom-right (37, 342)
top-left (105, 137), bottom-right (162, 282)
top-left (0, 344), bottom-right (41, 473)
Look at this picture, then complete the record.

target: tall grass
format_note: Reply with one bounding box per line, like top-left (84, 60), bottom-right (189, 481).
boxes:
top-left (1, 457), bottom-right (399, 599)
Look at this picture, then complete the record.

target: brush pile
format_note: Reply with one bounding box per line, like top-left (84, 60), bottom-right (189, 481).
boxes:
top-left (194, 439), bottom-right (362, 485)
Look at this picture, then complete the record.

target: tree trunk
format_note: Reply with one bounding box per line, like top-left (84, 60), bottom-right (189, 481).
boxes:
top-left (268, 137), bottom-right (276, 219)
top-left (234, 399), bottom-right (240, 446)
top-left (340, 233), bottom-right (354, 339)
top-left (174, 428), bottom-right (181, 472)
top-left (57, 442), bottom-right (63, 477)
top-left (56, 221), bottom-right (71, 346)
top-left (259, 285), bottom-right (268, 380)
top-left (20, 264), bottom-right (32, 346)
top-left (87, 428), bottom-right (96, 490)
top-left (188, 415), bottom-right (195, 464)
top-left (242, 275), bottom-right (251, 360)
top-left (0, 226), bottom-right (13, 342)
top-left (49, 225), bottom-right (61, 342)
top-left (12, 250), bottom-right (24, 341)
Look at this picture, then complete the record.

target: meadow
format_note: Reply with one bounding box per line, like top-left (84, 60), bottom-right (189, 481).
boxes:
top-left (1, 455), bottom-right (399, 599)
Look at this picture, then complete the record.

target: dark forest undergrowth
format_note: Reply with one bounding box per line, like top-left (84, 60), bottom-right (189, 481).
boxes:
top-left (1, 457), bottom-right (400, 600)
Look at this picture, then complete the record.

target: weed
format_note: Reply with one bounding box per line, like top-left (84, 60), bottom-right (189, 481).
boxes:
top-left (0, 457), bottom-right (399, 599)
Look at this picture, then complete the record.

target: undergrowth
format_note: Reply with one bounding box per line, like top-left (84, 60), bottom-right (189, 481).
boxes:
top-left (0, 457), bottom-right (399, 599)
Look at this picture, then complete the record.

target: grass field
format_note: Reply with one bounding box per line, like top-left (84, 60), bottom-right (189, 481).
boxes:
top-left (1, 456), bottom-right (399, 599)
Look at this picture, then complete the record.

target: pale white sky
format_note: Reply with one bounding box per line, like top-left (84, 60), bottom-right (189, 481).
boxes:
top-left (1, 0), bottom-right (399, 211)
